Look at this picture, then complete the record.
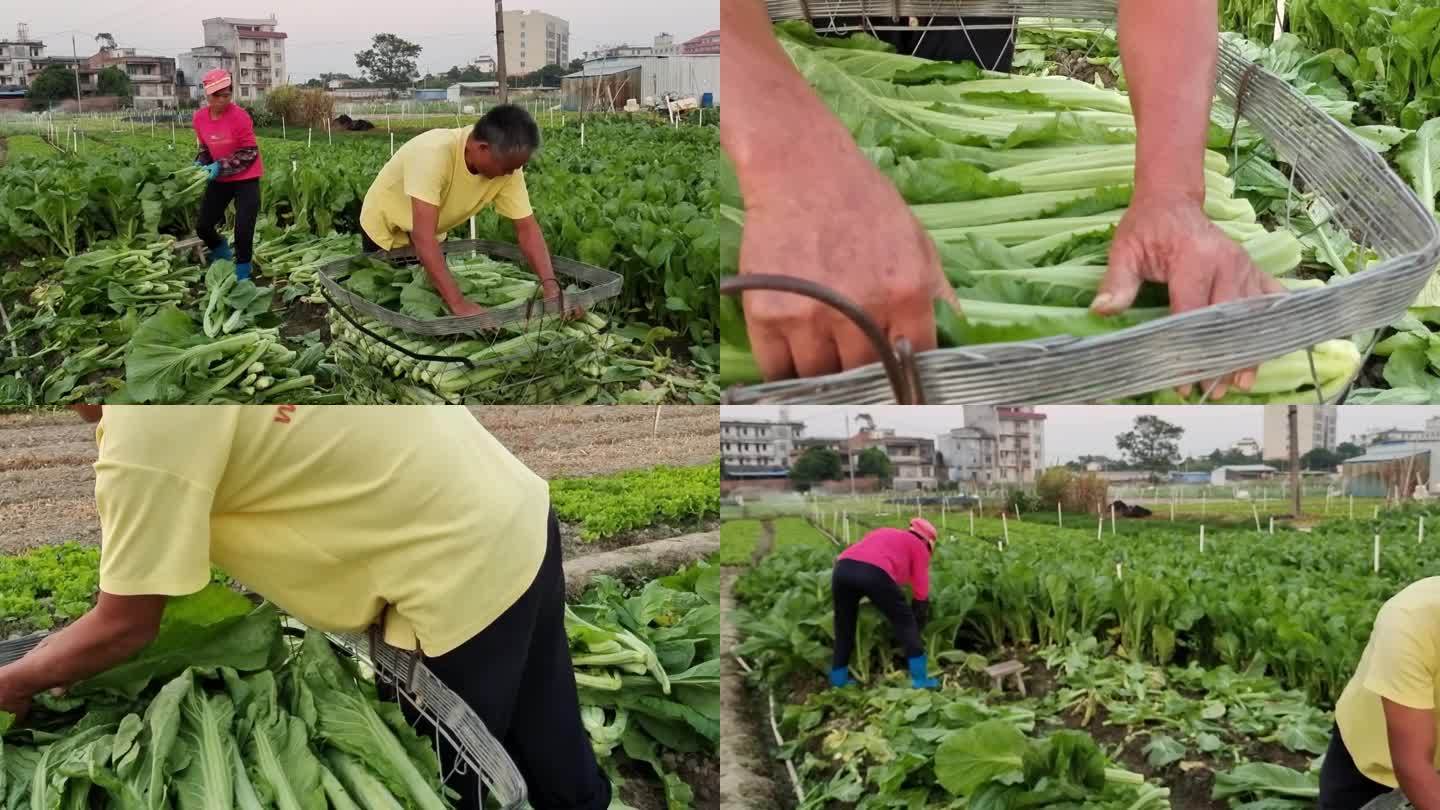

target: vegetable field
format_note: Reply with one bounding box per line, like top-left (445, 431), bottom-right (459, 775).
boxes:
top-left (0, 405), bottom-right (723, 809)
top-left (0, 113), bottom-right (720, 405)
top-left (718, 18), bottom-right (1440, 402)
top-left (726, 501), bottom-right (1440, 808)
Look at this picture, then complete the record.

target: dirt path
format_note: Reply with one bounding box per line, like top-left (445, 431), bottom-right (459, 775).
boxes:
top-left (0, 406), bottom-right (717, 552)
top-left (720, 566), bottom-right (782, 810)
top-left (754, 520), bottom-right (775, 563)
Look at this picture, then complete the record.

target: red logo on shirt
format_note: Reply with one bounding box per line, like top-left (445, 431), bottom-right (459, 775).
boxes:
top-left (274, 405), bottom-right (297, 424)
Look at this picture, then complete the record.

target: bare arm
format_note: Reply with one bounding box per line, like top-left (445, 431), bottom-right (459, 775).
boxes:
top-left (512, 215), bottom-right (560, 293)
top-left (1094, 1), bottom-right (1283, 399)
top-left (410, 197), bottom-right (479, 317)
top-left (720, 0), bottom-right (953, 380)
top-left (0, 592), bottom-right (166, 720)
top-left (1384, 698), bottom-right (1440, 810)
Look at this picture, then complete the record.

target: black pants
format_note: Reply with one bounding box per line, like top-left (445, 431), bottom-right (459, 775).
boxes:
top-left (360, 228), bottom-right (383, 254)
top-left (831, 16), bottom-right (1017, 71)
top-left (197, 178), bottom-right (260, 265)
top-left (832, 559), bottom-right (923, 670)
top-left (1318, 725), bottom-right (1393, 810)
top-left (382, 511), bottom-right (611, 810)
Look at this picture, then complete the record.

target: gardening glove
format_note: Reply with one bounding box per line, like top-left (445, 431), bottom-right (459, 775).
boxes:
top-left (911, 599), bottom-right (930, 630)
top-left (203, 162), bottom-right (221, 181)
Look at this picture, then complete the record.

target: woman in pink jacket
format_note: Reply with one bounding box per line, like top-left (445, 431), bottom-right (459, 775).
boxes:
top-left (192, 68), bottom-right (264, 282)
top-left (831, 517), bottom-right (940, 689)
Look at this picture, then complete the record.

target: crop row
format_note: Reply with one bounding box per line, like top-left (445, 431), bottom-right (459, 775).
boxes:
top-left (550, 461), bottom-right (721, 541)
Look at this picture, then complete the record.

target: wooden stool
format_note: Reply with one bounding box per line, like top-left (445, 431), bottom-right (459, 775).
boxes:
top-left (173, 237), bottom-right (207, 266)
top-left (985, 659), bottom-right (1027, 696)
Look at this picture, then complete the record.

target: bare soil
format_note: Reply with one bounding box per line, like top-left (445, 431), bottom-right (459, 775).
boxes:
top-left (721, 566), bottom-right (782, 810)
top-left (0, 406), bottom-right (717, 552)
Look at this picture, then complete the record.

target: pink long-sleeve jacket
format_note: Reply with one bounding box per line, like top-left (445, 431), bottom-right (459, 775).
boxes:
top-left (838, 527), bottom-right (932, 600)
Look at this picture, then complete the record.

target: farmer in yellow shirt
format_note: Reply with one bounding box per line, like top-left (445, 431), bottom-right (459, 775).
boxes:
top-left (359, 105), bottom-right (563, 317)
top-left (0, 405), bottom-right (611, 810)
top-left (1323, 577), bottom-right (1440, 810)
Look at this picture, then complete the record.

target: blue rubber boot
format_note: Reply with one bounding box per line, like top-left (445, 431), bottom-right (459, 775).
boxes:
top-left (234, 261), bottom-right (252, 282)
top-left (208, 240), bottom-right (233, 265)
top-left (829, 667), bottom-right (851, 688)
top-left (908, 655), bottom-right (939, 689)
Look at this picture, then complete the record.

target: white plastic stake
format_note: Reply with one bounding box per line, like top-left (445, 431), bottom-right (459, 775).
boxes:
top-left (581, 120), bottom-right (585, 147)
top-left (1057, 501), bottom-right (1063, 528)
top-left (1374, 506), bottom-right (1380, 520)
top-left (1170, 501), bottom-right (1175, 522)
top-left (1252, 503), bottom-right (1261, 532)
top-left (469, 216), bottom-right (477, 241)
top-left (942, 499), bottom-right (947, 529)
top-left (1097, 511), bottom-right (1103, 541)
top-left (1422, 517), bottom-right (1426, 545)
top-left (1374, 532), bottom-right (1381, 574)
top-left (390, 131), bottom-right (395, 156)
top-left (969, 510), bottom-right (975, 536)
top-left (1014, 504), bottom-right (1020, 521)
top-left (307, 127), bottom-right (312, 149)
top-left (1110, 503), bottom-right (1116, 536)
top-left (327, 118), bottom-right (332, 146)
top-left (282, 116), bottom-right (286, 139)
top-left (1002, 512), bottom-right (1009, 545)
top-left (1200, 524), bottom-right (1206, 553)
top-left (1115, 561), bottom-right (1124, 580)
top-left (842, 512), bottom-right (849, 544)
top-left (1269, 516), bottom-right (1274, 535)
top-left (1350, 495), bottom-right (1354, 519)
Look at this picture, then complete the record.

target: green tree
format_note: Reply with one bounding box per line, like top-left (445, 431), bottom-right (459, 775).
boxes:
top-left (1116, 415), bottom-right (1184, 474)
top-left (1302, 447), bottom-right (1344, 471)
top-left (568, 58), bottom-right (584, 72)
top-left (856, 447), bottom-right (893, 486)
top-left (27, 65), bottom-right (77, 108)
top-left (1337, 442), bottom-right (1365, 459)
top-left (96, 66), bottom-right (131, 100)
top-left (790, 447), bottom-right (843, 488)
top-left (355, 33), bottom-right (422, 88)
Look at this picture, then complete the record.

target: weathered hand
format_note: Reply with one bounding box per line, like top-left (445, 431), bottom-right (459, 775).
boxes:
top-left (0, 668), bottom-right (33, 725)
top-left (1092, 193), bottom-right (1286, 400)
top-left (739, 154), bottom-right (958, 381)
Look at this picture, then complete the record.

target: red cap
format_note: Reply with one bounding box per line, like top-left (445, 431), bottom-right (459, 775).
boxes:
top-left (202, 68), bottom-right (232, 95)
top-left (909, 518), bottom-right (937, 544)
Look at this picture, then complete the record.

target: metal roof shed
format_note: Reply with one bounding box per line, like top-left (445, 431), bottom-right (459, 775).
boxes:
top-left (561, 64), bottom-right (640, 112)
top-left (1342, 444), bottom-right (1440, 498)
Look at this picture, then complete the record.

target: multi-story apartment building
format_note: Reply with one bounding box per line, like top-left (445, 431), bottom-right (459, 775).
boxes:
top-left (502, 10), bottom-right (570, 75)
top-left (797, 421), bottom-right (938, 491)
top-left (0, 24), bottom-right (43, 88)
top-left (721, 418), bottom-right (804, 477)
top-left (940, 406), bottom-right (1047, 485)
top-left (201, 16), bottom-right (288, 102)
top-left (1262, 404), bottom-right (1336, 458)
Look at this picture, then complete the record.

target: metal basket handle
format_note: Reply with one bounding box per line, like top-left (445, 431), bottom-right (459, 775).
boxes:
top-left (720, 274), bottom-right (927, 403)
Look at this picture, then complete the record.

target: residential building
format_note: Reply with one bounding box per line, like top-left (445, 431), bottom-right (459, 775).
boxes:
top-left (90, 46), bottom-right (176, 108)
top-left (502, 10), bottom-right (570, 75)
top-left (721, 418), bottom-right (804, 478)
top-left (1262, 404), bottom-right (1336, 458)
top-left (0, 24), bottom-right (43, 89)
top-left (201, 16), bottom-right (288, 101)
top-left (177, 45), bottom-right (233, 101)
top-left (681, 29), bottom-right (720, 55)
top-left (941, 406), bottom-right (1047, 486)
top-left (473, 55), bottom-right (497, 73)
top-left (1231, 437), bottom-right (1261, 456)
top-left (850, 428), bottom-right (936, 491)
top-left (653, 33), bottom-right (678, 56)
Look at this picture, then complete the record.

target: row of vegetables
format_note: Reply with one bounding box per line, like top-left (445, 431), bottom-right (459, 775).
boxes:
top-left (0, 117), bottom-right (721, 404)
top-left (717, 19), bottom-right (1440, 402)
top-left (727, 505), bottom-right (1440, 807)
top-left (0, 546), bottom-right (720, 809)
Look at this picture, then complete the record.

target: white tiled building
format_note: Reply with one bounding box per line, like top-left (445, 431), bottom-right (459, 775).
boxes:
top-left (721, 419), bottom-right (804, 476)
top-left (0, 25), bottom-right (43, 89)
top-left (502, 10), bottom-right (570, 75)
top-left (200, 16), bottom-right (288, 102)
top-left (939, 406), bottom-right (1048, 485)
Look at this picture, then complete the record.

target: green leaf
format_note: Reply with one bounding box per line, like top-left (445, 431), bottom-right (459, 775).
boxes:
top-left (934, 719), bottom-right (1027, 796)
top-left (1142, 734), bottom-right (1185, 769)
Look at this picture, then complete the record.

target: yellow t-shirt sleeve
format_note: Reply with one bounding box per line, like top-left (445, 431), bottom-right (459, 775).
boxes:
top-left (402, 141), bottom-right (450, 208)
top-left (1363, 606), bottom-right (1437, 710)
top-left (94, 406), bottom-right (232, 596)
top-left (493, 169), bottom-right (533, 220)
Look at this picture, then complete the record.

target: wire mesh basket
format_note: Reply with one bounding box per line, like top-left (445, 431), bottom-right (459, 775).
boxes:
top-left (1361, 793), bottom-right (1412, 810)
top-left (318, 239), bottom-right (625, 404)
top-left (723, 1), bottom-right (1440, 404)
top-left (0, 617), bottom-right (528, 810)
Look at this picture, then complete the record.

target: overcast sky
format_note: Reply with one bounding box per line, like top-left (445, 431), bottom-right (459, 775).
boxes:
top-left (7, 2), bottom-right (717, 80)
top-left (723, 406), bottom-right (1440, 464)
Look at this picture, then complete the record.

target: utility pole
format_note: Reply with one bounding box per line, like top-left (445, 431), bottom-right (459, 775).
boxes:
top-left (845, 411), bottom-right (855, 496)
top-left (494, 0), bottom-right (509, 104)
top-left (1288, 405), bottom-right (1301, 517)
top-left (72, 36), bottom-right (83, 114)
